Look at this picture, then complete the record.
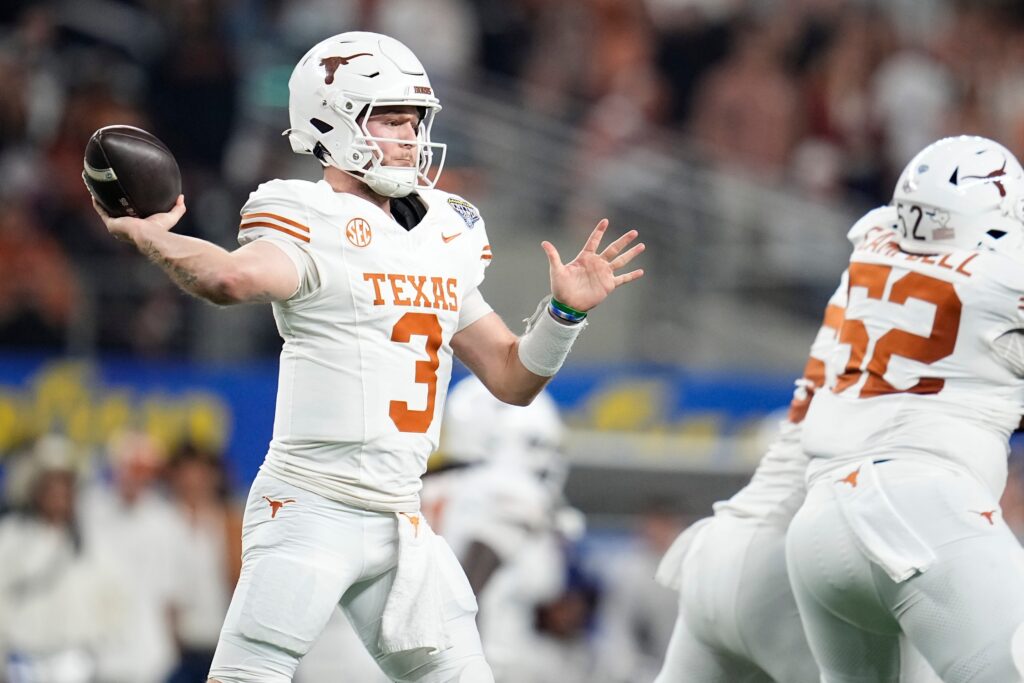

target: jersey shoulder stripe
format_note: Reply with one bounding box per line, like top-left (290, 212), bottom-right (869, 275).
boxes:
top-left (240, 212), bottom-right (311, 242)
top-left (239, 179), bottom-right (317, 246)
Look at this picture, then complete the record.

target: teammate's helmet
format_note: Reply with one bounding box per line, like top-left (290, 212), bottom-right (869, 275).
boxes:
top-left (441, 376), bottom-right (566, 481)
top-left (893, 136), bottom-right (1024, 254)
top-left (285, 31), bottom-right (446, 198)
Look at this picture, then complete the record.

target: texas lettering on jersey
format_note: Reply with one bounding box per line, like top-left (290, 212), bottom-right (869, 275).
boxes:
top-left (363, 273), bottom-right (459, 310)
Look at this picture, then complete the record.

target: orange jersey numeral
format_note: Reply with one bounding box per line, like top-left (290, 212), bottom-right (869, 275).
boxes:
top-left (389, 312), bottom-right (443, 433)
top-left (835, 262), bottom-right (962, 397)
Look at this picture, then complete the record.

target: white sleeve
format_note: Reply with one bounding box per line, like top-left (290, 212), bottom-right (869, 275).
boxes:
top-left (457, 286), bottom-right (493, 331)
top-left (993, 330), bottom-right (1024, 377)
top-left (238, 180), bottom-right (320, 301)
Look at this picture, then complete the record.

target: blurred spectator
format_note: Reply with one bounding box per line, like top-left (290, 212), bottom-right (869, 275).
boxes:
top-left (148, 0), bottom-right (237, 171)
top-left (79, 430), bottom-right (189, 683)
top-left (801, 7), bottom-right (893, 202)
top-left (648, 0), bottom-right (737, 124)
top-left (0, 199), bottom-right (78, 350)
top-left (0, 436), bottom-right (119, 683)
top-left (690, 15), bottom-right (803, 179)
top-left (373, 0), bottom-right (477, 85)
top-left (592, 503), bottom-right (685, 683)
top-left (165, 443), bottom-right (241, 683)
top-left (2, 0), bottom-right (1024, 360)
top-left (871, 28), bottom-right (956, 191)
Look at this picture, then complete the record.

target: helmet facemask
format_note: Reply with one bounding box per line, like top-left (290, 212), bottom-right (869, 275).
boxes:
top-left (308, 93), bottom-right (446, 198)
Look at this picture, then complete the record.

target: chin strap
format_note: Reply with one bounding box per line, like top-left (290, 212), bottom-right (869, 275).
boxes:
top-left (364, 166), bottom-right (418, 198)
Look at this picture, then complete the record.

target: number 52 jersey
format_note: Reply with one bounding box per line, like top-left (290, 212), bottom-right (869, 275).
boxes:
top-left (237, 179), bottom-right (493, 512)
top-left (803, 226), bottom-right (1024, 497)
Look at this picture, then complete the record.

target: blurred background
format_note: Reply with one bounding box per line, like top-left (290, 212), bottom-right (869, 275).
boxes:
top-left (4, 0), bottom-right (1024, 681)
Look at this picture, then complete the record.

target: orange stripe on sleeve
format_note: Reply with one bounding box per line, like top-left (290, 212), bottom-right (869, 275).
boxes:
top-left (238, 221), bottom-right (311, 243)
top-left (241, 212), bottom-right (310, 233)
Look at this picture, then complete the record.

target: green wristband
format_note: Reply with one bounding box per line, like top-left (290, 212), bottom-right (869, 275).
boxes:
top-left (550, 297), bottom-right (588, 321)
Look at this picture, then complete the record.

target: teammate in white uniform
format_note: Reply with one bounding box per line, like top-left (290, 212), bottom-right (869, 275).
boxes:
top-left (423, 376), bottom-right (577, 681)
top-left (786, 136), bottom-right (1024, 683)
top-left (89, 31), bottom-right (644, 683)
top-left (655, 207), bottom-right (944, 683)
top-left (652, 208), bottom-right (880, 683)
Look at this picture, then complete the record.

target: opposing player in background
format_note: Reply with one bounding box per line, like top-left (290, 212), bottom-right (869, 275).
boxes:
top-left (89, 31), bottom-right (644, 683)
top-left (422, 375), bottom-right (582, 681)
top-left (787, 136), bottom-right (1024, 683)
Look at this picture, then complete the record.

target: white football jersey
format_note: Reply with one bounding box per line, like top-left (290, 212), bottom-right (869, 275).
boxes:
top-left (237, 179), bottom-right (493, 512)
top-left (803, 226), bottom-right (1024, 496)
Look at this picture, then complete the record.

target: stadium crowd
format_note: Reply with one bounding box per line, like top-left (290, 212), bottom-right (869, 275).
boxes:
top-left (0, 0), bottom-right (1023, 356)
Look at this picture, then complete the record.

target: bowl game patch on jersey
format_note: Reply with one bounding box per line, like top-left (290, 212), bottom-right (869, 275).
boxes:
top-left (447, 197), bottom-right (480, 229)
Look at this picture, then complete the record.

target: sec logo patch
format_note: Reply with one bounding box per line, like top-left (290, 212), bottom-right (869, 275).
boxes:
top-left (346, 217), bottom-right (372, 247)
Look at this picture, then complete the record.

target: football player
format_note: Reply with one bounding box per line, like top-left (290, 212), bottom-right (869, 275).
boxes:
top-left (655, 207), bottom-right (943, 682)
top-left (786, 136), bottom-right (1024, 683)
top-left (423, 375), bottom-right (580, 681)
top-left (654, 208), bottom-right (885, 683)
top-left (89, 32), bottom-right (643, 683)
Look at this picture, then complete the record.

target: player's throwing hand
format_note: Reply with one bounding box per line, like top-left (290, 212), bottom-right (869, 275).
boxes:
top-left (541, 219), bottom-right (645, 313)
top-left (91, 194), bottom-right (187, 244)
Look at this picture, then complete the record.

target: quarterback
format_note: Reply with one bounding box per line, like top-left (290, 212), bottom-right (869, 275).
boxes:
top-left (787, 136), bottom-right (1024, 683)
top-left (89, 32), bottom-right (643, 683)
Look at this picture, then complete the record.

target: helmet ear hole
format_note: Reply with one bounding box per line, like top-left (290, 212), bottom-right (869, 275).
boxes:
top-left (310, 118), bottom-right (334, 134)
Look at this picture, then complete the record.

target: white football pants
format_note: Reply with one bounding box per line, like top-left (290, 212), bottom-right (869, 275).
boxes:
top-left (209, 471), bottom-right (493, 683)
top-left (787, 459), bottom-right (1024, 683)
top-left (654, 514), bottom-right (820, 683)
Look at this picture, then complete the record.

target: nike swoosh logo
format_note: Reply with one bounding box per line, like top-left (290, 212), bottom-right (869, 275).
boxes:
top-left (442, 232), bottom-right (463, 243)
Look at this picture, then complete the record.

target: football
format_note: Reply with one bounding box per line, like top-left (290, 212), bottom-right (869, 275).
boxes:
top-left (83, 125), bottom-right (181, 218)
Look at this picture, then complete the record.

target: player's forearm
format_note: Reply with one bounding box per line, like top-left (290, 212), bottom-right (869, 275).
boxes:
top-left (133, 226), bottom-right (243, 305)
top-left (498, 341), bottom-right (551, 405)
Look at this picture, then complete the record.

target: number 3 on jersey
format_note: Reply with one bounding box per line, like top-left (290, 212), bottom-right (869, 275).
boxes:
top-left (390, 312), bottom-right (443, 433)
top-left (834, 263), bottom-right (962, 397)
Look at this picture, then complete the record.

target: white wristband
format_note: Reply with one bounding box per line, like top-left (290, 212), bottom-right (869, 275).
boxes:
top-left (516, 296), bottom-right (587, 377)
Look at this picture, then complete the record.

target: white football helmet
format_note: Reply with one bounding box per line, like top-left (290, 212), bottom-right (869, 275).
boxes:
top-left (441, 376), bottom-right (566, 484)
top-left (285, 31), bottom-right (446, 198)
top-left (893, 136), bottom-right (1024, 254)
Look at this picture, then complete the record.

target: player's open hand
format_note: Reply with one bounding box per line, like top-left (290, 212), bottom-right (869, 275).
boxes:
top-left (541, 219), bottom-right (644, 312)
top-left (91, 194), bottom-right (187, 245)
